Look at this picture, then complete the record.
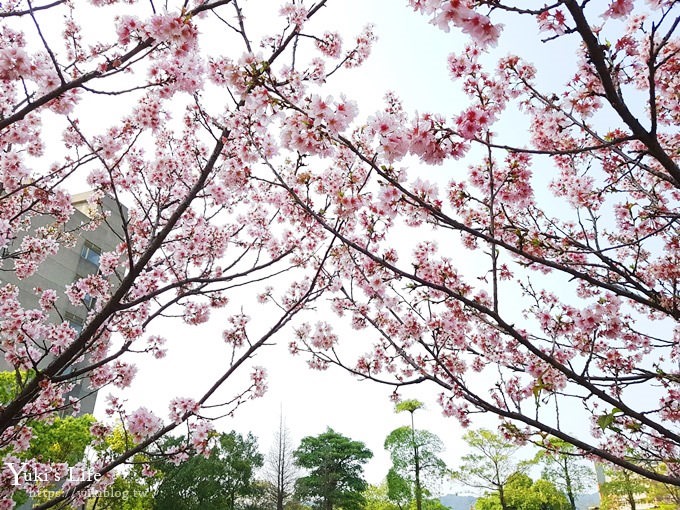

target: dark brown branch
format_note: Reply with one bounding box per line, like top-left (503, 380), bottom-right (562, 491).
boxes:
top-left (562, 0), bottom-right (680, 185)
top-left (0, 0), bottom-right (64, 17)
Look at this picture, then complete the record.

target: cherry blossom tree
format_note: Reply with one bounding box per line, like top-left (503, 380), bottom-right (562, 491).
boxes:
top-left (2, 0), bottom-right (680, 506)
top-left (0, 0), bottom-right (370, 507)
top-left (274, 0), bottom-right (680, 488)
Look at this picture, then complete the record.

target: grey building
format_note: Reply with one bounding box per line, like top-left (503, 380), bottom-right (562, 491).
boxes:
top-left (0, 191), bottom-right (127, 415)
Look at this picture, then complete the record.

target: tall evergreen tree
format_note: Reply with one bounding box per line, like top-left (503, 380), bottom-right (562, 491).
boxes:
top-left (294, 428), bottom-right (372, 510)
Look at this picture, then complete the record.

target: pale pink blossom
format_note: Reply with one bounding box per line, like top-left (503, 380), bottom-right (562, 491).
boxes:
top-left (126, 407), bottom-right (162, 442)
top-left (169, 397), bottom-right (200, 423)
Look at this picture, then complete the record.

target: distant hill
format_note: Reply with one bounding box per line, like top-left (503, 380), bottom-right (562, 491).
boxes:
top-left (440, 492), bottom-right (600, 510)
top-left (439, 494), bottom-right (476, 510)
top-left (576, 492), bottom-right (600, 509)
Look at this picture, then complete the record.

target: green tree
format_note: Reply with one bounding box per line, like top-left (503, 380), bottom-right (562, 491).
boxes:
top-left (364, 483), bottom-right (400, 510)
top-left (599, 462), bottom-right (680, 510)
top-left (394, 400), bottom-right (426, 510)
top-left (87, 471), bottom-right (157, 510)
top-left (0, 370), bottom-right (94, 466)
top-left (532, 438), bottom-right (595, 510)
top-left (384, 426), bottom-right (447, 510)
top-left (294, 428), bottom-right (373, 510)
top-left (0, 371), bottom-right (34, 405)
top-left (239, 479), bottom-right (274, 510)
top-left (25, 414), bottom-right (95, 465)
top-left (451, 429), bottom-right (524, 510)
top-left (1, 370), bottom-right (95, 508)
top-left (645, 464), bottom-right (680, 508)
top-left (600, 466), bottom-right (650, 510)
top-left (475, 473), bottom-right (569, 510)
top-left (86, 426), bottom-right (161, 510)
top-left (284, 500), bottom-right (313, 510)
top-left (11, 415), bottom-right (95, 509)
top-left (154, 431), bottom-right (264, 510)
top-left (386, 468), bottom-right (412, 509)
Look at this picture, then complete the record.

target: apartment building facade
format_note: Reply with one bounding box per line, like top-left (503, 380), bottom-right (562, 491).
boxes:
top-left (0, 191), bottom-right (127, 415)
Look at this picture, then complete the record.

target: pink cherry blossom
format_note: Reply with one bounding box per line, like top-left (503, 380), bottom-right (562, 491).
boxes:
top-left (126, 407), bottom-right (162, 442)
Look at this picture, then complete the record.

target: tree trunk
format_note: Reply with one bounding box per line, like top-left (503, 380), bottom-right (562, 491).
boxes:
top-left (411, 411), bottom-right (422, 510)
top-left (498, 485), bottom-right (509, 510)
top-left (626, 488), bottom-right (637, 510)
top-left (623, 470), bottom-right (637, 510)
top-left (277, 425), bottom-right (285, 510)
top-left (563, 458), bottom-right (577, 510)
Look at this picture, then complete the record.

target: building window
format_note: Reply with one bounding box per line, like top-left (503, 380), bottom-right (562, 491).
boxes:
top-left (80, 241), bottom-right (101, 267)
top-left (64, 312), bottom-right (84, 335)
top-left (83, 293), bottom-right (96, 309)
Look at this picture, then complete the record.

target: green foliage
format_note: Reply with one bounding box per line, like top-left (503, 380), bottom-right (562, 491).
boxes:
top-left (597, 463), bottom-right (680, 510)
top-left (475, 493), bottom-right (502, 510)
top-left (451, 429), bottom-right (523, 494)
top-left (0, 370), bottom-right (89, 465)
top-left (395, 400), bottom-right (424, 415)
top-left (646, 464), bottom-right (680, 507)
top-left (386, 468), bottom-right (412, 507)
top-left (388, 401), bottom-right (446, 510)
top-left (474, 473), bottom-right (569, 510)
top-left (526, 478), bottom-right (570, 510)
top-left (86, 441), bottom-right (162, 510)
top-left (82, 425), bottom-right (164, 509)
top-left (96, 425), bottom-right (133, 456)
top-left (26, 415), bottom-right (95, 465)
top-left (599, 466), bottom-right (650, 510)
top-left (532, 438), bottom-right (595, 510)
top-left (0, 370), bottom-right (35, 405)
top-left (596, 408), bottom-right (624, 433)
top-left (294, 428), bottom-right (373, 510)
top-left (284, 500), bottom-right (313, 510)
top-left (154, 431), bottom-right (264, 510)
top-left (384, 426), bottom-right (447, 499)
top-left (364, 483), bottom-right (401, 510)
top-left (86, 472), bottom-right (157, 510)
top-left (239, 479), bottom-right (275, 510)
top-left (0, 371), bottom-right (95, 507)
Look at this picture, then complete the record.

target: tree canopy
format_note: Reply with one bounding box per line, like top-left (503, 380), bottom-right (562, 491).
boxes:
top-left (364, 483), bottom-right (401, 510)
top-left (475, 473), bottom-right (569, 510)
top-left (532, 438), bottom-right (595, 510)
top-left (154, 431), bottom-right (263, 510)
top-left (451, 429), bottom-right (525, 510)
top-left (384, 426), bottom-right (447, 509)
top-left (294, 428), bottom-right (373, 510)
